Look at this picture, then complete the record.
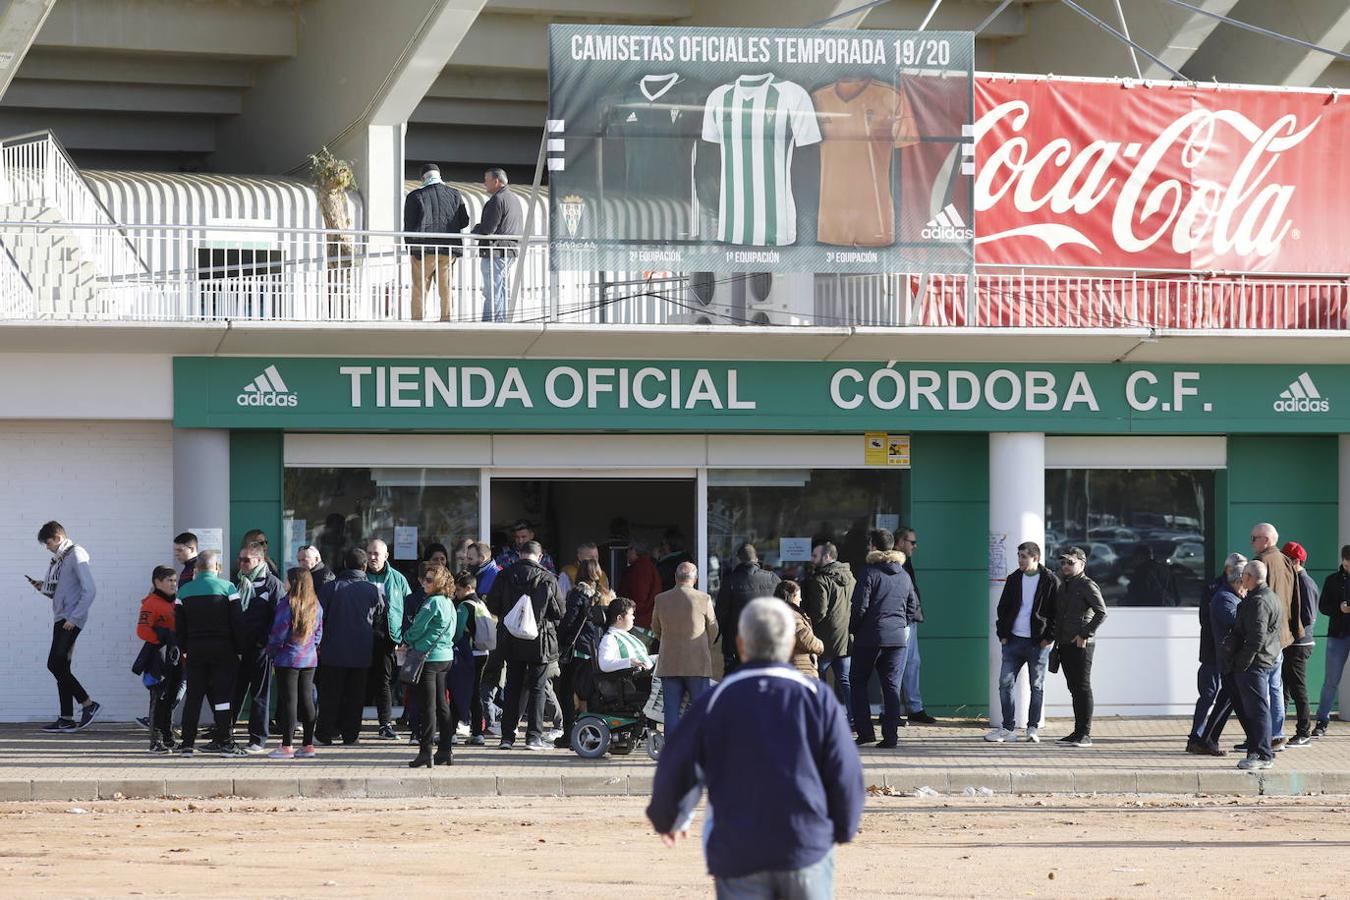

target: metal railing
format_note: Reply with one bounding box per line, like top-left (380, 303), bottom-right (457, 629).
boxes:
top-left (0, 218), bottom-right (1347, 329)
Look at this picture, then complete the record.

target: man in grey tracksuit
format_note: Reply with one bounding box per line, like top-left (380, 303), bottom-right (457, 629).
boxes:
top-left (27, 521), bottom-right (100, 732)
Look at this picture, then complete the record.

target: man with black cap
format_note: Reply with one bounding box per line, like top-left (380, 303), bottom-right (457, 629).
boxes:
top-left (496, 520), bottom-right (556, 574)
top-left (1053, 546), bottom-right (1107, 747)
top-left (403, 162), bottom-right (469, 322)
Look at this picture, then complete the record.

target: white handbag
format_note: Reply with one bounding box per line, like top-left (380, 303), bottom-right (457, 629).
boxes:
top-left (503, 592), bottom-right (539, 640)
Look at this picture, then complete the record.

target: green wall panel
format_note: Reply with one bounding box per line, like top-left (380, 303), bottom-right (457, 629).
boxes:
top-left (1226, 435), bottom-right (1339, 715)
top-left (910, 433), bottom-right (990, 714)
top-left (229, 431), bottom-right (284, 562)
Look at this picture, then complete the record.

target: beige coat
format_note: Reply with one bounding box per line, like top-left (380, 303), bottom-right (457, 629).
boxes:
top-left (651, 585), bottom-right (719, 678)
top-left (1256, 546), bottom-right (1298, 648)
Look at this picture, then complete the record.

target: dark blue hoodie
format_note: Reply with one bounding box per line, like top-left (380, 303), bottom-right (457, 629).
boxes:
top-left (646, 661), bottom-right (864, 879)
top-left (316, 570), bottom-right (384, 668)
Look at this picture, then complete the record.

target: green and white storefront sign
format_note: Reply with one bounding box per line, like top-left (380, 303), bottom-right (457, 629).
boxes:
top-left (175, 357), bottom-right (1349, 433)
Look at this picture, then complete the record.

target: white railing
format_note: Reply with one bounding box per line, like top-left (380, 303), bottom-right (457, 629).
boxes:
top-left (0, 217), bottom-right (1347, 329)
top-left (0, 131), bottom-right (155, 304)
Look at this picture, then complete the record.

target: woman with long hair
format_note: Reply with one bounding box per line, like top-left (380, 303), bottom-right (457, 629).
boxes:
top-left (556, 558), bottom-right (612, 746)
top-left (265, 568), bottom-right (324, 759)
top-left (405, 563), bottom-right (464, 767)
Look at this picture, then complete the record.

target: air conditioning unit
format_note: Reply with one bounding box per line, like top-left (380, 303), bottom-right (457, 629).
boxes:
top-left (674, 271), bottom-right (816, 326)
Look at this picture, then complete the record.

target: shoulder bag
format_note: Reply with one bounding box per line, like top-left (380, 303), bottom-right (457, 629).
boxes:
top-left (399, 606), bottom-right (456, 686)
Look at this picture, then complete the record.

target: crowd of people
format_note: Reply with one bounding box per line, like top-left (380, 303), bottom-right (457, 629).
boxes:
top-left (24, 515), bottom-right (1350, 774)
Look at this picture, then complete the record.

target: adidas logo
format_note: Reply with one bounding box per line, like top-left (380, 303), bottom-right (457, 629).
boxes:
top-left (236, 365), bottom-right (298, 408)
top-left (626, 112), bottom-right (638, 122)
top-left (1274, 372), bottom-right (1329, 413)
top-left (921, 203), bottom-right (974, 241)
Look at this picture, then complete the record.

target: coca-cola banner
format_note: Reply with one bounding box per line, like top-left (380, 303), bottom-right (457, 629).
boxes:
top-left (973, 77), bottom-right (1344, 273)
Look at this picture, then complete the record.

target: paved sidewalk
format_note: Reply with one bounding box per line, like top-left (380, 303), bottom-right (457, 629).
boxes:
top-left (1, 717), bottom-right (1346, 801)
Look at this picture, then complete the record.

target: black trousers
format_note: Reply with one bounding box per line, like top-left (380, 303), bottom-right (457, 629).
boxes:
top-left (1282, 644), bottom-right (1314, 736)
top-left (417, 660), bottom-right (452, 756)
top-left (149, 664), bottom-right (182, 745)
top-left (231, 645), bottom-right (272, 744)
top-left (1200, 672), bottom-right (1248, 747)
top-left (1059, 642), bottom-right (1096, 737)
top-left (369, 636), bottom-right (398, 727)
top-left (556, 659), bottom-right (581, 739)
top-left (275, 666), bottom-right (317, 748)
top-left (47, 622), bottom-right (90, 718)
top-left (316, 664), bottom-right (368, 743)
top-left (182, 654), bottom-right (236, 748)
top-left (501, 660), bottom-right (550, 744)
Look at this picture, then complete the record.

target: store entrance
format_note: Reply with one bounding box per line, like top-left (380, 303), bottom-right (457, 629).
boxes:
top-left (489, 477), bottom-right (697, 585)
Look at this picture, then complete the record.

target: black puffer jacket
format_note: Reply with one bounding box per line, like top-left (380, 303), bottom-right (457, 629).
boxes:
top-left (486, 559), bottom-right (564, 664)
top-left (716, 561), bottom-right (781, 649)
top-left (801, 560), bottom-right (855, 658)
top-left (403, 182), bottom-right (470, 254)
top-left (850, 550), bottom-right (920, 648)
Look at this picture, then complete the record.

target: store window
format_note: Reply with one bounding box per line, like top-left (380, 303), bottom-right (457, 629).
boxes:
top-left (707, 468), bottom-right (908, 591)
top-left (1045, 469), bottom-right (1215, 607)
top-left (283, 467), bottom-right (479, 582)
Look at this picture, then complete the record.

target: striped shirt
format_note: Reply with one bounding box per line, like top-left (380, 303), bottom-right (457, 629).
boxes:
top-left (701, 74), bottom-right (821, 246)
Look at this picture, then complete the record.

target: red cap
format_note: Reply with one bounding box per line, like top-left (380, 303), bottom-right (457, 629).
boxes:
top-left (1281, 541), bottom-right (1307, 563)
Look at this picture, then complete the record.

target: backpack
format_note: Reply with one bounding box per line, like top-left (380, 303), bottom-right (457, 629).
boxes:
top-left (464, 597), bottom-right (496, 651)
top-left (504, 592), bottom-right (539, 640)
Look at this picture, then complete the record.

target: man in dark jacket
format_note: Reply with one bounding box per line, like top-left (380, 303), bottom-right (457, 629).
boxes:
top-left (230, 541), bottom-right (284, 754)
top-left (715, 543), bottom-right (781, 675)
top-left (655, 529), bottom-right (693, 592)
top-left (486, 541), bottom-right (564, 750)
top-left (1232, 559), bottom-right (1283, 770)
top-left (1190, 553), bottom-right (1246, 754)
top-left (986, 541), bottom-right (1058, 743)
top-left (175, 551), bottom-right (245, 755)
top-left (404, 162), bottom-right (469, 322)
top-left (848, 529), bottom-right (920, 749)
top-left (647, 598), bottom-right (863, 895)
top-left (802, 541), bottom-right (856, 722)
top-left (1194, 555), bottom-right (1247, 756)
top-left (1314, 544), bottom-right (1350, 736)
top-left (472, 167), bottom-right (524, 322)
top-left (1053, 546), bottom-right (1107, 747)
top-left (173, 532), bottom-right (199, 584)
top-left (1281, 541), bottom-right (1319, 746)
top-left (315, 548), bottom-right (385, 745)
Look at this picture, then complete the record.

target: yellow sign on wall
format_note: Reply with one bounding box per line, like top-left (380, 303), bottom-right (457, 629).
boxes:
top-left (865, 432), bottom-right (910, 466)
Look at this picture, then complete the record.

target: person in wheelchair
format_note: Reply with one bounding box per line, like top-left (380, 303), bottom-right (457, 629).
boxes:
top-left (591, 597), bottom-right (658, 716)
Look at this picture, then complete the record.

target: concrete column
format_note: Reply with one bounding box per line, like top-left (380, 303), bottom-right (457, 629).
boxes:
top-left (988, 432), bottom-right (1046, 727)
top-left (173, 428), bottom-right (230, 550)
top-left (351, 123), bottom-right (406, 234)
top-left (1340, 435), bottom-right (1350, 709)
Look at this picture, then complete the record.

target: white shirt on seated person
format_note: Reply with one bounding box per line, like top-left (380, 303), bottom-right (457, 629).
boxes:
top-left (597, 606), bottom-right (658, 673)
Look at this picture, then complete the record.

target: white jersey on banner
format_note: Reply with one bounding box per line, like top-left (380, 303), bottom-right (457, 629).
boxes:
top-left (701, 74), bottom-right (821, 246)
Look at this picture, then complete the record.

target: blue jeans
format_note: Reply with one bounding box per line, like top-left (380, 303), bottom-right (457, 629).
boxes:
top-left (901, 623), bottom-right (923, 713)
top-left (480, 254), bottom-right (512, 322)
top-left (1191, 661), bottom-right (1221, 740)
top-left (998, 637), bottom-right (1050, 731)
top-left (1267, 663), bottom-right (1285, 738)
top-left (1316, 635), bottom-right (1350, 722)
top-left (661, 675), bottom-right (709, 736)
top-left (851, 645), bottom-right (907, 743)
top-left (715, 849), bottom-right (834, 900)
top-left (1236, 666), bottom-right (1274, 761)
top-left (817, 655), bottom-right (852, 725)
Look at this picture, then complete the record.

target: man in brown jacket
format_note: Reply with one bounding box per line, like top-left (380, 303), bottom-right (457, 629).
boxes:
top-left (1250, 522), bottom-right (1298, 748)
top-left (651, 562), bottom-right (719, 735)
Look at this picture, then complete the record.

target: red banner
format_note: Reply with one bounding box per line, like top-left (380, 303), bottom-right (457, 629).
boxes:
top-left (973, 77), bottom-right (1348, 274)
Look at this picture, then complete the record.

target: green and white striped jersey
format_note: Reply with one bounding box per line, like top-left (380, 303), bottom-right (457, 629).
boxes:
top-left (701, 74), bottom-right (821, 246)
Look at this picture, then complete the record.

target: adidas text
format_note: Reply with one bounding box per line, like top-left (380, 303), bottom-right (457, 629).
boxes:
top-left (922, 224), bottom-right (974, 241)
top-left (237, 391), bottom-right (298, 407)
top-left (1272, 372), bottom-right (1329, 414)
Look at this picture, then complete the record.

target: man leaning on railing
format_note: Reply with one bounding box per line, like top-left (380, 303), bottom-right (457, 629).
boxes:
top-left (472, 167), bottom-right (524, 323)
top-left (403, 163), bottom-right (469, 322)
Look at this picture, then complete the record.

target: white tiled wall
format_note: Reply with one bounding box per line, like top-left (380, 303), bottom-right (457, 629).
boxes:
top-left (0, 421), bottom-right (174, 722)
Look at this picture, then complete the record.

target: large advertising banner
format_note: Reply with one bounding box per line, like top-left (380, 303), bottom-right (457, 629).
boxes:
top-left (547, 25), bottom-right (975, 274)
top-left (974, 77), bottom-right (1350, 273)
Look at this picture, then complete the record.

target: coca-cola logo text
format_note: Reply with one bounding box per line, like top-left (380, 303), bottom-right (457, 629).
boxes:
top-left (973, 99), bottom-right (1321, 259)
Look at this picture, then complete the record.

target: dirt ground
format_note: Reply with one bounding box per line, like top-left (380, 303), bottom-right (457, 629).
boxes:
top-left (0, 793), bottom-right (1345, 898)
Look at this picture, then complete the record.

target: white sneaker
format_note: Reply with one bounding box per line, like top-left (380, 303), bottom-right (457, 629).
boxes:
top-left (244, 742), bottom-right (267, 755)
top-left (983, 727), bottom-right (1014, 743)
top-left (1023, 726), bottom-right (1040, 743)
top-left (543, 728), bottom-right (564, 742)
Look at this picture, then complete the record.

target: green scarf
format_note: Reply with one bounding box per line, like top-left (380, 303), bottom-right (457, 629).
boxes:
top-left (237, 564), bottom-right (266, 612)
